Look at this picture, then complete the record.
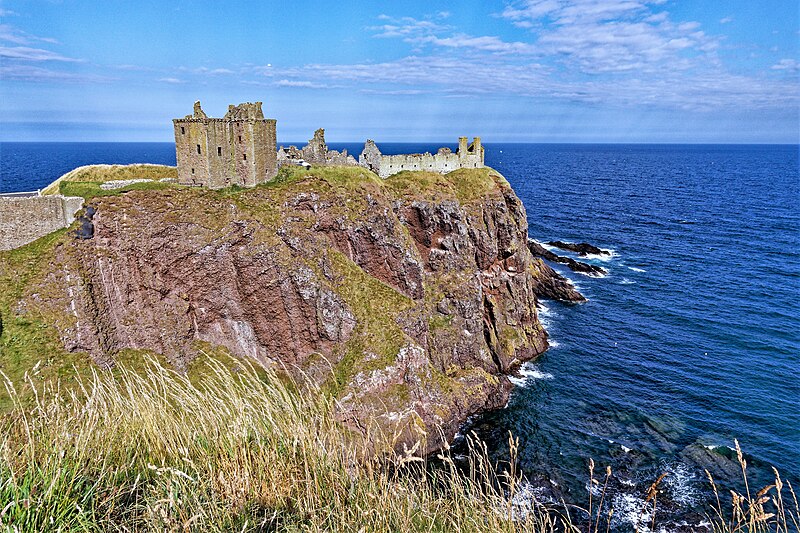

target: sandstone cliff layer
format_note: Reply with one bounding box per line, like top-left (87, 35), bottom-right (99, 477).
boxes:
top-left (2, 166), bottom-right (571, 451)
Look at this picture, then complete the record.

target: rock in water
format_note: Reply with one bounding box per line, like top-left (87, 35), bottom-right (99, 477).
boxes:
top-left (9, 167), bottom-right (556, 453)
top-left (528, 239), bottom-right (607, 276)
top-left (546, 240), bottom-right (610, 257)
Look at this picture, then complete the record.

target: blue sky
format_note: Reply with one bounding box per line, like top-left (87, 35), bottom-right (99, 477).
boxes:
top-left (0, 0), bottom-right (798, 142)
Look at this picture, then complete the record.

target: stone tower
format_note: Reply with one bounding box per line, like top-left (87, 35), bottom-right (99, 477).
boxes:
top-left (173, 101), bottom-right (277, 189)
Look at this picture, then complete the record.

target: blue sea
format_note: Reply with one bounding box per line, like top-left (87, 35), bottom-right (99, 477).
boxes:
top-left (1, 142), bottom-right (798, 527)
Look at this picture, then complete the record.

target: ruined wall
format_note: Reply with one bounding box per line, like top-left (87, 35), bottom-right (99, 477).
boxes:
top-left (378, 151), bottom-right (463, 178)
top-left (173, 101), bottom-right (277, 189)
top-left (278, 128), bottom-right (358, 168)
top-left (0, 195), bottom-right (84, 251)
top-left (361, 137), bottom-right (485, 179)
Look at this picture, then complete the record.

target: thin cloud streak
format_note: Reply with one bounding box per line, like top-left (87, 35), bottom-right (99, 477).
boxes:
top-left (0, 46), bottom-right (82, 62)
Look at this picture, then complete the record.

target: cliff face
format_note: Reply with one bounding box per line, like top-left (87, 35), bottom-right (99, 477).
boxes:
top-left (6, 167), bottom-right (553, 451)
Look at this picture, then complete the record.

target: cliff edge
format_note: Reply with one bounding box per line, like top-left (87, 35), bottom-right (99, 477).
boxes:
top-left (0, 165), bottom-right (563, 452)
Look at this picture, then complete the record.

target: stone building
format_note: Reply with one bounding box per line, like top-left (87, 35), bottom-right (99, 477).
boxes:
top-left (359, 137), bottom-right (484, 179)
top-left (277, 128), bottom-right (358, 168)
top-left (173, 101), bottom-right (277, 188)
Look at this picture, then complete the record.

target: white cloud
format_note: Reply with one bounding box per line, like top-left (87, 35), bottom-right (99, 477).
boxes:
top-left (416, 34), bottom-right (536, 54)
top-left (719, 16), bottom-right (733, 24)
top-left (498, 0), bottom-right (719, 73)
top-left (158, 77), bottom-right (184, 84)
top-left (275, 79), bottom-right (333, 89)
top-left (371, 15), bottom-right (450, 39)
top-left (0, 46), bottom-right (81, 61)
top-left (771, 59), bottom-right (799, 72)
top-left (0, 64), bottom-right (112, 82)
top-left (371, 14), bottom-right (532, 55)
top-left (0, 23), bottom-right (58, 45)
top-left (360, 88), bottom-right (426, 95)
top-left (249, 51), bottom-right (797, 112)
top-left (178, 66), bottom-right (235, 75)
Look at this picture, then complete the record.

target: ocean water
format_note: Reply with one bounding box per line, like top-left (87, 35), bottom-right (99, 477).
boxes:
top-left (2, 142), bottom-right (798, 527)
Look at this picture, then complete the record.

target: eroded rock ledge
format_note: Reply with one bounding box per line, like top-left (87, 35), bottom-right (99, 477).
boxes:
top-left (8, 166), bottom-right (564, 453)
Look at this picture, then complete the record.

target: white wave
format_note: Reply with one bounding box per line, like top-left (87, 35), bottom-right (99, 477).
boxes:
top-left (583, 249), bottom-right (617, 261)
top-left (510, 362), bottom-right (554, 387)
top-left (611, 493), bottom-right (664, 533)
top-left (628, 266), bottom-right (646, 273)
top-left (547, 339), bottom-right (560, 349)
top-left (508, 375), bottom-right (528, 387)
top-left (507, 481), bottom-right (556, 521)
top-left (536, 303), bottom-right (558, 330)
top-left (702, 443), bottom-right (735, 453)
top-left (663, 462), bottom-right (700, 506)
top-left (619, 278), bottom-right (636, 285)
top-left (576, 269), bottom-right (607, 278)
top-left (536, 240), bottom-right (558, 252)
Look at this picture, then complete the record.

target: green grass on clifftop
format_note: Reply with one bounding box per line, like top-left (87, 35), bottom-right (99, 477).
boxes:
top-left (40, 164), bottom-right (177, 195)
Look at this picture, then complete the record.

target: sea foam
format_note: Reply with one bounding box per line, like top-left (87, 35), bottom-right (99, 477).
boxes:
top-left (509, 362), bottom-right (554, 387)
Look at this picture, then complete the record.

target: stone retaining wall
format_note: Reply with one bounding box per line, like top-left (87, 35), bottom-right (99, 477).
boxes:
top-left (0, 195), bottom-right (84, 251)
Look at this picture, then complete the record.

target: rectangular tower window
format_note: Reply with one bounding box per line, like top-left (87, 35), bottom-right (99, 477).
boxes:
top-left (191, 168), bottom-right (195, 174)
top-left (196, 144), bottom-right (201, 154)
top-left (238, 135), bottom-right (242, 142)
top-left (243, 153), bottom-right (247, 160)
top-left (181, 127), bottom-right (185, 134)
top-left (217, 147), bottom-right (222, 156)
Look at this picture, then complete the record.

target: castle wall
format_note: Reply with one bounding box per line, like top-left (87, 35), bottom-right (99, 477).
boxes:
top-left (0, 195), bottom-right (84, 251)
top-left (174, 120), bottom-right (212, 185)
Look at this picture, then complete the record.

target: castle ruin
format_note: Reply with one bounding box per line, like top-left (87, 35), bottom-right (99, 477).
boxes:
top-left (277, 128), bottom-right (358, 168)
top-left (173, 101), bottom-right (277, 188)
top-left (173, 101), bottom-right (484, 187)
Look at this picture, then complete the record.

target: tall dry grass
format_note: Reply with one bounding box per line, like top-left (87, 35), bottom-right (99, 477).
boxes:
top-left (0, 357), bottom-right (566, 532)
top-left (704, 440), bottom-right (799, 533)
top-left (0, 356), bottom-right (796, 532)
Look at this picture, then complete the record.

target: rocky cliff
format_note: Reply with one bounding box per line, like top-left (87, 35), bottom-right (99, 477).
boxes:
top-left (0, 165), bottom-right (573, 452)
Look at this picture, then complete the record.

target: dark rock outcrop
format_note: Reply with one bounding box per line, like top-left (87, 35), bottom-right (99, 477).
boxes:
top-left (529, 258), bottom-right (586, 302)
top-left (11, 167), bottom-right (553, 453)
top-left (528, 239), bottom-right (607, 276)
top-left (546, 240), bottom-right (609, 257)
